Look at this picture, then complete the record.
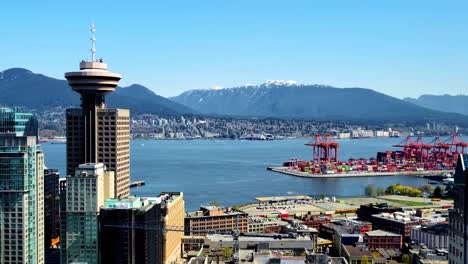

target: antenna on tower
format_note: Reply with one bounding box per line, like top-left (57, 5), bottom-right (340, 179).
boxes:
top-left (90, 22), bottom-right (96, 62)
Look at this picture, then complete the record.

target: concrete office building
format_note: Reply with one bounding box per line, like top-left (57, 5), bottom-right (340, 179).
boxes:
top-left (65, 25), bottom-right (130, 198)
top-left (449, 154), bottom-right (468, 264)
top-left (100, 192), bottom-right (185, 264)
top-left (44, 168), bottom-right (60, 249)
top-left (0, 108), bottom-right (44, 264)
top-left (60, 163), bottom-right (114, 264)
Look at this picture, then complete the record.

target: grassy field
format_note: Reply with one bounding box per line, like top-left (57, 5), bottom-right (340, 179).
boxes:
top-left (380, 198), bottom-right (431, 207)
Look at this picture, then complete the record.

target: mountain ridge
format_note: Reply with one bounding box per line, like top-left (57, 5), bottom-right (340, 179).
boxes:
top-left (171, 82), bottom-right (468, 125)
top-left (404, 94), bottom-right (468, 116)
top-left (0, 67), bottom-right (194, 116)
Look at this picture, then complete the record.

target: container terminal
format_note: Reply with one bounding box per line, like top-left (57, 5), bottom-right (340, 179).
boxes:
top-left (269, 134), bottom-right (467, 178)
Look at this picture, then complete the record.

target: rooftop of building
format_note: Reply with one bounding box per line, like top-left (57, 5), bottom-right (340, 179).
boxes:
top-left (78, 163), bottom-right (106, 169)
top-left (104, 192), bottom-right (182, 209)
top-left (255, 195), bottom-right (312, 203)
top-left (373, 248), bottom-right (401, 259)
top-left (343, 245), bottom-right (373, 258)
top-left (249, 217), bottom-right (288, 225)
top-left (322, 219), bottom-right (370, 235)
top-left (359, 202), bottom-right (400, 210)
top-left (200, 205), bottom-right (222, 211)
top-left (206, 234), bottom-right (313, 242)
top-left (412, 223), bottom-right (448, 235)
top-left (365, 230), bottom-right (401, 237)
top-left (186, 207), bottom-right (247, 218)
top-left (372, 211), bottom-right (421, 224)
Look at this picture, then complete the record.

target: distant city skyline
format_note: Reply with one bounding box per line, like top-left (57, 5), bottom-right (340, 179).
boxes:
top-left (0, 1), bottom-right (466, 98)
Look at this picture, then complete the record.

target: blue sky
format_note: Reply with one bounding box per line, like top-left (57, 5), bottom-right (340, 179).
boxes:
top-left (1, 1), bottom-right (466, 98)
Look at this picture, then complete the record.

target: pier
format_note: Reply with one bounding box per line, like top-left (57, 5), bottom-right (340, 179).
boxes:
top-left (267, 167), bottom-right (451, 178)
top-left (130, 181), bottom-right (145, 188)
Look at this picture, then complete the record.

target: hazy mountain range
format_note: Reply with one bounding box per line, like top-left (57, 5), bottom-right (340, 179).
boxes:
top-left (404, 95), bottom-right (468, 116)
top-left (0, 68), bottom-right (193, 115)
top-left (1, 68), bottom-right (468, 126)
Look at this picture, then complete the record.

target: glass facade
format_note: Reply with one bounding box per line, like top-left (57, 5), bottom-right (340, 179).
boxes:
top-left (0, 108), bottom-right (44, 264)
top-left (61, 163), bottom-right (113, 264)
top-left (0, 108), bottom-right (38, 138)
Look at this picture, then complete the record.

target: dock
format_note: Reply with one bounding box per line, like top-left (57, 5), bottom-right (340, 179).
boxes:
top-left (130, 181), bottom-right (145, 188)
top-left (267, 167), bottom-right (451, 178)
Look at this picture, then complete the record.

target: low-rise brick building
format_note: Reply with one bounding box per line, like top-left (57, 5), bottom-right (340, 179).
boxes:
top-left (364, 230), bottom-right (402, 249)
top-left (185, 206), bottom-right (248, 235)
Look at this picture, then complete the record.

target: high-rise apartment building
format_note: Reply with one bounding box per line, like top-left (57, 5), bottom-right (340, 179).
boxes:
top-left (0, 108), bottom-right (44, 264)
top-left (449, 154), bottom-right (468, 264)
top-left (60, 163), bottom-right (114, 264)
top-left (65, 25), bottom-right (130, 197)
top-left (44, 168), bottom-right (60, 249)
top-left (100, 192), bottom-right (185, 264)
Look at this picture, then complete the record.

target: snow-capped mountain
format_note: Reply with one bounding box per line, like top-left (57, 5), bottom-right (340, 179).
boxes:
top-left (171, 81), bottom-right (468, 124)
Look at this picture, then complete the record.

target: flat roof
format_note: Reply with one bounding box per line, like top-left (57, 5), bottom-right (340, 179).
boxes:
top-left (256, 195), bottom-right (312, 202)
top-left (207, 234), bottom-right (312, 242)
top-left (365, 230), bottom-right (400, 237)
top-left (343, 245), bottom-right (373, 257)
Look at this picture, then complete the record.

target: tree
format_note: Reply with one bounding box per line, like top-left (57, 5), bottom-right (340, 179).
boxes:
top-left (365, 184), bottom-right (378, 197)
top-left (387, 184), bottom-right (396, 194)
top-left (419, 184), bottom-right (434, 194)
top-left (433, 186), bottom-right (442, 198)
top-left (232, 205), bottom-right (240, 210)
top-left (361, 255), bottom-right (369, 264)
top-left (222, 247), bottom-right (232, 259)
top-left (401, 254), bottom-right (410, 264)
top-left (210, 201), bottom-right (221, 207)
top-left (377, 188), bottom-right (386, 196)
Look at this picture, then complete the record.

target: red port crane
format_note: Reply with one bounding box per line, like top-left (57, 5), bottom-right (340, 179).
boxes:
top-left (446, 134), bottom-right (468, 155)
top-left (429, 137), bottom-right (450, 162)
top-left (393, 136), bottom-right (418, 162)
top-left (414, 137), bottom-right (432, 162)
top-left (305, 134), bottom-right (339, 163)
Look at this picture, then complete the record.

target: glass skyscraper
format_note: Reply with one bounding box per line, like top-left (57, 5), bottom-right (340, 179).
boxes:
top-left (0, 108), bottom-right (44, 264)
top-left (61, 163), bottom-right (115, 264)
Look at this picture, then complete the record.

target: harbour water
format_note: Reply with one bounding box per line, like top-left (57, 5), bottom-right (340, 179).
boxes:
top-left (42, 137), bottom-right (438, 211)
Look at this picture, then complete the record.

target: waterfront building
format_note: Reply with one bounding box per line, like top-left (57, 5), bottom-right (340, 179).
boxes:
top-left (185, 206), bottom-right (248, 236)
top-left (60, 163), bottom-right (114, 264)
top-left (448, 154), bottom-right (468, 264)
top-left (0, 108), bottom-right (44, 264)
top-left (100, 192), bottom-right (185, 264)
top-left (44, 168), bottom-right (60, 249)
top-left (65, 25), bottom-right (130, 198)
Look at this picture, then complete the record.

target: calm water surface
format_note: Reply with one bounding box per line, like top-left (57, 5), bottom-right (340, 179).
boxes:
top-left (42, 137), bottom-right (444, 211)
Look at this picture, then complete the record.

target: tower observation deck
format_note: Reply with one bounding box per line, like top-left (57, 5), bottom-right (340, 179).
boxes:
top-left (65, 22), bottom-right (121, 110)
top-left (64, 24), bottom-right (130, 198)
top-left (65, 60), bottom-right (121, 110)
